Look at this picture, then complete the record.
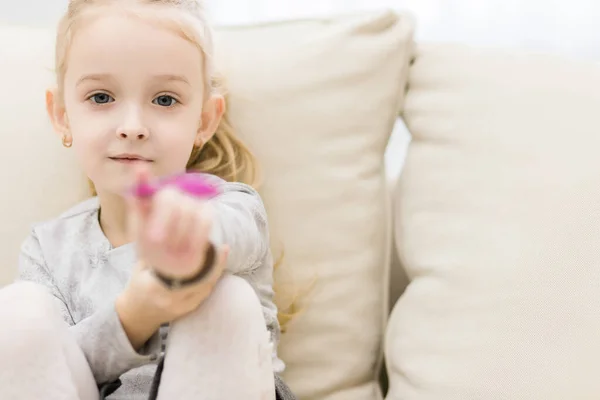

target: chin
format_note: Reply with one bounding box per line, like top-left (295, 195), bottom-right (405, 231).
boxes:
top-left (89, 178), bottom-right (132, 198)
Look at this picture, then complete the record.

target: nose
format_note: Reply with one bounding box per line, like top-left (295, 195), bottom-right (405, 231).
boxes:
top-left (118, 129), bottom-right (149, 140)
top-left (116, 107), bottom-right (149, 140)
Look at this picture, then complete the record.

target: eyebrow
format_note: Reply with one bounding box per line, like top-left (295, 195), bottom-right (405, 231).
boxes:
top-left (76, 73), bottom-right (112, 87)
top-left (76, 74), bottom-right (191, 87)
top-left (154, 74), bottom-right (191, 86)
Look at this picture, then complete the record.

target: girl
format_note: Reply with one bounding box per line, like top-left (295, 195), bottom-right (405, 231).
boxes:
top-left (0, 0), bottom-right (295, 399)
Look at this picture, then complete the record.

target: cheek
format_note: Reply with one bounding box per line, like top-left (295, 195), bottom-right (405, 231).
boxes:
top-left (64, 103), bottom-right (109, 173)
top-left (65, 96), bottom-right (109, 138)
top-left (66, 103), bottom-right (114, 145)
top-left (69, 117), bottom-right (109, 160)
top-left (71, 135), bottom-right (105, 183)
top-left (151, 113), bottom-right (200, 168)
top-left (155, 131), bottom-right (196, 170)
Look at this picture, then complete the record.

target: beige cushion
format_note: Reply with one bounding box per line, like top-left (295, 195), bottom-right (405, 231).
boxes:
top-left (387, 43), bottom-right (600, 399)
top-left (214, 12), bottom-right (414, 399)
top-left (0, 25), bottom-right (90, 285)
top-left (0, 10), bottom-right (414, 399)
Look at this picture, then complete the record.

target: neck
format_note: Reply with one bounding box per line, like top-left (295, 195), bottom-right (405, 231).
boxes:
top-left (98, 190), bottom-right (132, 248)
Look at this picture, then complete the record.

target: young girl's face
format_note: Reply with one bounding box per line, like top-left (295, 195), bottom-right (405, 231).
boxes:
top-left (50, 9), bottom-right (220, 196)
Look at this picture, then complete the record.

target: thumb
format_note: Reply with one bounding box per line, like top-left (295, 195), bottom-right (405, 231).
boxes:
top-left (126, 194), bottom-right (151, 236)
top-left (127, 164), bottom-right (153, 236)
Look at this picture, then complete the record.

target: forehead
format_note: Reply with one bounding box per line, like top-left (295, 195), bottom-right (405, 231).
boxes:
top-left (65, 10), bottom-right (204, 87)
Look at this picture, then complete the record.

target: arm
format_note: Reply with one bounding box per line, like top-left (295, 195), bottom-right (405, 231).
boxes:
top-left (115, 276), bottom-right (163, 351)
top-left (207, 180), bottom-right (285, 371)
top-left (209, 181), bottom-right (271, 275)
top-left (112, 179), bottom-right (271, 351)
top-left (16, 233), bottom-right (162, 385)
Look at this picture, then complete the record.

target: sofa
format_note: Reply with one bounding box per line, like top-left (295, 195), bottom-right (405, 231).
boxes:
top-left (2, 8), bottom-right (600, 400)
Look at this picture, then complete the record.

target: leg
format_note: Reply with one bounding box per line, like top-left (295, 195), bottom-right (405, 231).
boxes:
top-left (158, 274), bottom-right (276, 400)
top-left (0, 282), bottom-right (99, 400)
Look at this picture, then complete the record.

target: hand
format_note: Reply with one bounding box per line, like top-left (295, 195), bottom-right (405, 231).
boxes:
top-left (116, 166), bottom-right (228, 348)
top-left (130, 167), bottom-right (218, 280)
top-left (116, 256), bottom-right (226, 349)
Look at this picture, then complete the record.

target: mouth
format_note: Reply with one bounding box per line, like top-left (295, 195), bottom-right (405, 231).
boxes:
top-left (109, 154), bottom-right (153, 164)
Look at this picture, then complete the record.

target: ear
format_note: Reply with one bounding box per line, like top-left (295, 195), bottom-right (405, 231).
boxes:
top-left (195, 94), bottom-right (225, 146)
top-left (45, 88), bottom-right (70, 139)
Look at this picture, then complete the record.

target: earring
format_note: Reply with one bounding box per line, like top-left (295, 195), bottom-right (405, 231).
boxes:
top-left (62, 134), bottom-right (73, 148)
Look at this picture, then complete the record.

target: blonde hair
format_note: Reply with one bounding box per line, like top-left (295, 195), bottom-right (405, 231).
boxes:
top-left (54, 0), bottom-right (298, 330)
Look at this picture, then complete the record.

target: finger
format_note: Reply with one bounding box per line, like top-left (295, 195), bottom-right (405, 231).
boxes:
top-left (179, 249), bottom-right (229, 309)
top-left (133, 162), bottom-right (152, 186)
top-left (168, 195), bottom-right (197, 252)
top-left (126, 194), bottom-right (151, 239)
top-left (185, 202), bottom-right (213, 263)
top-left (147, 187), bottom-right (180, 243)
top-left (177, 244), bottom-right (229, 297)
top-left (126, 165), bottom-right (153, 236)
top-left (132, 196), bottom-right (152, 221)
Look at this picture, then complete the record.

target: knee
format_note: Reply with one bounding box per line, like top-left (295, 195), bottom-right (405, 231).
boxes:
top-left (0, 282), bottom-right (62, 343)
top-left (178, 274), bottom-right (266, 330)
top-left (212, 274), bottom-right (265, 321)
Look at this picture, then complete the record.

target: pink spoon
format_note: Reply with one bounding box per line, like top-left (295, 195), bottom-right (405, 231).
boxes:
top-left (132, 173), bottom-right (220, 199)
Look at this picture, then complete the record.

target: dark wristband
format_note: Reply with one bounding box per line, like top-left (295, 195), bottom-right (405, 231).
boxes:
top-left (151, 243), bottom-right (217, 290)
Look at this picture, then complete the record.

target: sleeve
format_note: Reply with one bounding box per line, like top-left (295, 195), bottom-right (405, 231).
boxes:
top-left (209, 182), bottom-right (271, 275)
top-left (16, 232), bottom-right (162, 385)
top-left (208, 181), bottom-right (286, 372)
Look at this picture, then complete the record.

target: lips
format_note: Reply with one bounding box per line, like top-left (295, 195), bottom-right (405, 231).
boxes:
top-left (109, 154), bottom-right (153, 163)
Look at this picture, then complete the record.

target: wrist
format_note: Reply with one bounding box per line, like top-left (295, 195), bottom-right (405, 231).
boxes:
top-left (116, 292), bottom-right (162, 348)
top-left (152, 242), bottom-right (217, 290)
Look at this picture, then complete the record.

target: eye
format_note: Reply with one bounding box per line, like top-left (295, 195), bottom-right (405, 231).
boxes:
top-left (89, 93), bottom-right (114, 104)
top-left (153, 95), bottom-right (178, 107)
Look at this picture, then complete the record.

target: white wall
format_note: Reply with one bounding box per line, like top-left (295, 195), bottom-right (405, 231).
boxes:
top-left (5, 0), bottom-right (599, 62)
top-left (0, 0), bottom-right (66, 27)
